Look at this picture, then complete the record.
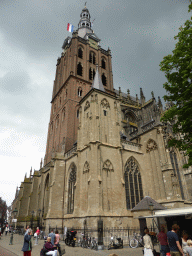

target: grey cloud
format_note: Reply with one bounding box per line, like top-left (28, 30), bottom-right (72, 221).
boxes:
top-left (1, 71), bottom-right (30, 94)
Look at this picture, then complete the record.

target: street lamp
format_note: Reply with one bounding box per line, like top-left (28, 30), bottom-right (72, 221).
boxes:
top-left (31, 211), bottom-right (34, 231)
top-left (12, 208), bottom-right (18, 230)
top-left (149, 202), bottom-right (155, 232)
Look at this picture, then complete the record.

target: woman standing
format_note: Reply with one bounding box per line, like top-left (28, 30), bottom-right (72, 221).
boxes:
top-left (143, 228), bottom-right (154, 256)
top-left (182, 231), bottom-right (189, 256)
top-left (34, 227), bottom-right (40, 245)
top-left (22, 228), bottom-right (32, 256)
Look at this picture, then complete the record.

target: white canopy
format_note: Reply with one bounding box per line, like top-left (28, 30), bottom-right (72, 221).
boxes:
top-left (137, 207), bottom-right (192, 219)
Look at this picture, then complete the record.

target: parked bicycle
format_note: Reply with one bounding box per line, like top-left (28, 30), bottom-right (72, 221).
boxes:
top-left (108, 234), bottom-right (123, 250)
top-left (91, 237), bottom-right (98, 251)
top-left (129, 233), bottom-right (143, 248)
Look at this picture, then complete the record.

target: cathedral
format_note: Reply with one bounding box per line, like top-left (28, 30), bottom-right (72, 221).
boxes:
top-left (12, 6), bottom-right (192, 235)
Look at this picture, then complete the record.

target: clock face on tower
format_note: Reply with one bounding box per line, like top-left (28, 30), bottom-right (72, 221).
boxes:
top-left (89, 38), bottom-right (98, 50)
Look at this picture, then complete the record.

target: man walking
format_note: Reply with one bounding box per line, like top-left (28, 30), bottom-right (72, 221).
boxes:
top-left (48, 230), bottom-right (55, 246)
top-left (167, 224), bottom-right (184, 256)
top-left (157, 226), bottom-right (170, 256)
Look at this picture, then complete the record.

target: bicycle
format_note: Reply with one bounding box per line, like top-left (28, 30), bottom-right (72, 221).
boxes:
top-left (129, 233), bottom-right (143, 248)
top-left (91, 237), bottom-right (98, 251)
top-left (108, 234), bottom-right (123, 250)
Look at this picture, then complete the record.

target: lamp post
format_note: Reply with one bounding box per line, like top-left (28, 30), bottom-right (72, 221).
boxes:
top-left (38, 209), bottom-right (41, 229)
top-left (149, 202), bottom-right (154, 231)
top-left (31, 211), bottom-right (34, 231)
top-left (12, 208), bottom-right (18, 230)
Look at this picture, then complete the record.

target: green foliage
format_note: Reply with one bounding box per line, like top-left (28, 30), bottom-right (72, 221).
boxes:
top-left (0, 197), bottom-right (7, 224)
top-left (160, 1), bottom-right (192, 168)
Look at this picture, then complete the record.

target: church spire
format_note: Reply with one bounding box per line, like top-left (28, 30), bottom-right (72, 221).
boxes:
top-left (78, 4), bottom-right (93, 38)
top-left (92, 65), bottom-right (104, 91)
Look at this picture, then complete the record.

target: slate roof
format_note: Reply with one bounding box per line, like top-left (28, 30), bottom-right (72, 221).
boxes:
top-left (131, 196), bottom-right (166, 212)
top-left (92, 66), bottom-right (104, 91)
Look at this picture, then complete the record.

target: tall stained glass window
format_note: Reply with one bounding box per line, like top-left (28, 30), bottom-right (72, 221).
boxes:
top-left (67, 164), bottom-right (76, 214)
top-left (124, 157), bottom-right (143, 209)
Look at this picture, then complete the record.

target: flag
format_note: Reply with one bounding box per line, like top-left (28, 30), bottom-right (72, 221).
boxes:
top-left (67, 23), bottom-right (74, 32)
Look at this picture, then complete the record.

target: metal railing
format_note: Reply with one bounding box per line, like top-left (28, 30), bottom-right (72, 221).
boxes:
top-left (48, 226), bottom-right (157, 246)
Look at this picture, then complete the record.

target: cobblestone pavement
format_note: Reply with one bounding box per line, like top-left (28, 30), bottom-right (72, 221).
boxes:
top-left (0, 245), bottom-right (17, 256)
top-left (0, 233), bottom-right (160, 256)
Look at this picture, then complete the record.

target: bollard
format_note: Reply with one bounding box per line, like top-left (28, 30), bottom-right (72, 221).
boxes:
top-left (9, 232), bottom-right (13, 245)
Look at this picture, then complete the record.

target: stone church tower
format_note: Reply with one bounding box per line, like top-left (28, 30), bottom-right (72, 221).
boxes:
top-left (44, 6), bottom-right (114, 165)
top-left (12, 5), bottom-right (192, 237)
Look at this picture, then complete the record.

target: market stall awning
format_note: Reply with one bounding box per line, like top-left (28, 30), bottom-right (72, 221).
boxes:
top-left (136, 207), bottom-right (192, 219)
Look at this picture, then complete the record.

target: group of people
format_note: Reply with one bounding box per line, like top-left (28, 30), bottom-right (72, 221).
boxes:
top-left (143, 224), bottom-right (192, 256)
top-left (22, 227), bottom-right (61, 256)
top-left (42, 230), bottom-right (61, 256)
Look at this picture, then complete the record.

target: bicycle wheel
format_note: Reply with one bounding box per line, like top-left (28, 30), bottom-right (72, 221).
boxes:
top-left (108, 244), bottom-right (112, 250)
top-left (130, 238), bottom-right (139, 248)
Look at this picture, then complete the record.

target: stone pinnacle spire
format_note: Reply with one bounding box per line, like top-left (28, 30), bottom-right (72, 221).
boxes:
top-left (92, 65), bottom-right (104, 91)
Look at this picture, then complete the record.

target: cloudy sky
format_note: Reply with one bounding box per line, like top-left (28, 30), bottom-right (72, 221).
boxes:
top-left (0, 0), bottom-right (191, 207)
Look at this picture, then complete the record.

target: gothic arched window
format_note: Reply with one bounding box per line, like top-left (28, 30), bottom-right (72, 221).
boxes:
top-left (93, 69), bottom-right (95, 80)
top-left (102, 73), bottom-right (107, 86)
top-left (89, 68), bottom-right (92, 80)
top-left (89, 52), bottom-right (96, 64)
top-left (124, 157), bottom-right (143, 209)
top-left (78, 47), bottom-right (83, 59)
top-left (77, 62), bottom-right (83, 76)
top-left (43, 173), bottom-right (50, 217)
top-left (78, 87), bottom-right (82, 97)
top-left (89, 68), bottom-right (96, 80)
top-left (67, 164), bottom-right (76, 214)
top-left (101, 58), bottom-right (106, 69)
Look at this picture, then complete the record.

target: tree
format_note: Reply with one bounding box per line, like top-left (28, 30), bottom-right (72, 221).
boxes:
top-left (0, 197), bottom-right (7, 227)
top-left (159, 1), bottom-right (192, 168)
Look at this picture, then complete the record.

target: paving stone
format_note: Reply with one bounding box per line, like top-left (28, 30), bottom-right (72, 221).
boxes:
top-left (0, 234), bottom-right (160, 256)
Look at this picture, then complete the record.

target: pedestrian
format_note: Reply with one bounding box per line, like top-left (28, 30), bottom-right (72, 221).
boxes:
top-left (48, 230), bottom-right (55, 246)
top-left (22, 228), bottom-right (32, 256)
top-left (34, 227), bottom-right (40, 245)
top-left (5, 225), bottom-right (9, 235)
top-left (143, 228), bottom-right (154, 256)
top-left (54, 230), bottom-right (61, 256)
top-left (167, 224), bottom-right (184, 256)
top-left (44, 237), bottom-right (58, 256)
top-left (185, 240), bottom-right (192, 256)
top-left (182, 231), bottom-right (189, 256)
top-left (157, 226), bottom-right (170, 256)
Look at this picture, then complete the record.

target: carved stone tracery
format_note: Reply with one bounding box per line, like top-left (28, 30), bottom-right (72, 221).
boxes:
top-left (101, 98), bottom-right (110, 109)
top-left (84, 101), bottom-right (90, 111)
top-left (103, 159), bottom-right (114, 173)
top-left (146, 139), bottom-right (158, 153)
top-left (83, 161), bottom-right (90, 174)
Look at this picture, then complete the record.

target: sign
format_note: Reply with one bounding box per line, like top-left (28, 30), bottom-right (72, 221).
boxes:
top-left (12, 219), bottom-right (17, 223)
